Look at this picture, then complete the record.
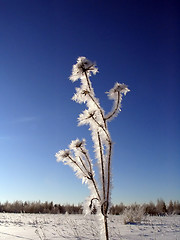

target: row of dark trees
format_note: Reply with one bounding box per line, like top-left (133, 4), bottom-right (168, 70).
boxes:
top-left (0, 201), bottom-right (82, 214)
top-left (110, 200), bottom-right (180, 215)
top-left (0, 199), bottom-right (179, 215)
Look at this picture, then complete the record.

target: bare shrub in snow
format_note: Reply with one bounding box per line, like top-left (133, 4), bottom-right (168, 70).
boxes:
top-left (123, 204), bottom-right (145, 224)
top-left (172, 201), bottom-right (180, 215)
top-left (156, 198), bottom-right (167, 216)
top-left (55, 57), bottom-right (130, 239)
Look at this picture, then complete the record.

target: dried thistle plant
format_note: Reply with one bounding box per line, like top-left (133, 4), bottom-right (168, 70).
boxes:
top-left (55, 57), bottom-right (130, 240)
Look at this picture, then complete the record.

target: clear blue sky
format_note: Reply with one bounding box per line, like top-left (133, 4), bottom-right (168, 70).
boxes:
top-left (0, 0), bottom-right (179, 205)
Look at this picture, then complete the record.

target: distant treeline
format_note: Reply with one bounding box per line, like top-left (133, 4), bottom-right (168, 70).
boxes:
top-left (0, 199), bottom-right (180, 215)
top-left (0, 201), bottom-right (82, 214)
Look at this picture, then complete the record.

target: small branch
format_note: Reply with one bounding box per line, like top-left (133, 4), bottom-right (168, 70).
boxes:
top-left (78, 156), bottom-right (88, 173)
top-left (78, 153), bottom-right (101, 201)
top-left (68, 155), bottom-right (88, 177)
top-left (91, 178), bottom-right (101, 201)
top-left (83, 71), bottom-right (106, 128)
top-left (80, 146), bottom-right (93, 174)
top-left (87, 92), bottom-right (107, 128)
top-left (91, 115), bottom-right (111, 142)
top-left (105, 91), bottom-right (120, 121)
top-left (84, 71), bottom-right (92, 92)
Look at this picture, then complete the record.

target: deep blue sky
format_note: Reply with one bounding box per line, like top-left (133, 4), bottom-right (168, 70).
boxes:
top-left (0, 0), bottom-right (179, 205)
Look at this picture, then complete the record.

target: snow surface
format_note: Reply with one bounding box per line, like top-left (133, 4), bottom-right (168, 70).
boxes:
top-left (0, 213), bottom-right (179, 240)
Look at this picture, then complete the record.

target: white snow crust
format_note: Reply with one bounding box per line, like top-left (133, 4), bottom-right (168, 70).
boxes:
top-left (0, 213), bottom-right (179, 240)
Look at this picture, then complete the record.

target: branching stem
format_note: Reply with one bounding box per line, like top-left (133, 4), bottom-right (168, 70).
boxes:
top-left (68, 155), bottom-right (87, 177)
top-left (79, 150), bottom-right (101, 201)
top-left (91, 116), bottom-right (111, 142)
top-left (78, 156), bottom-right (89, 174)
top-left (87, 92), bottom-right (107, 128)
top-left (84, 70), bottom-right (107, 128)
top-left (80, 147), bottom-right (93, 174)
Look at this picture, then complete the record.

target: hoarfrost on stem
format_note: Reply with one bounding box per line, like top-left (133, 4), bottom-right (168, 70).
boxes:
top-left (56, 57), bottom-right (130, 240)
top-left (105, 82), bottom-right (130, 121)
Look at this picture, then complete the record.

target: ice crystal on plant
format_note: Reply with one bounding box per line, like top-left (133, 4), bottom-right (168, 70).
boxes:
top-left (105, 82), bottom-right (130, 121)
top-left (69, 138), bottom-right (86, 149)
top-left (69, 56), bottom-right (98, 82)
top-left (55, 149), bottom-right (71, 162)
top-left (107, 82), bottom-right (130, 99)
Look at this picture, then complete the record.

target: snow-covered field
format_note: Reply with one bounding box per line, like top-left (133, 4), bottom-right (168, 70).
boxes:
top-left (0, 213), bottom-right (179, 240)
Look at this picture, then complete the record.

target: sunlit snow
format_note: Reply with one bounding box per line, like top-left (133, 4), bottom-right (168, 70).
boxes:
top-left (0, 213), bottom-right (179, 240)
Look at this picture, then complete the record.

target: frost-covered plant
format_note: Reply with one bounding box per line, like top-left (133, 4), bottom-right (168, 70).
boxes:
top-left (55, 57), bottom-right (130, 240)
top-left (123, 204), bottom-right (145, 224)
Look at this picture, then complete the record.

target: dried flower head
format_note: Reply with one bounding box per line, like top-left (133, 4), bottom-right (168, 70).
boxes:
top-left (107, 82), bottom-right (130, 99)
top-left (69, 57), bottom-right (98, 82)
top-left (55, 149), bottom-right (71, 162)
top-left (69, 139), bottom-right (86, 150)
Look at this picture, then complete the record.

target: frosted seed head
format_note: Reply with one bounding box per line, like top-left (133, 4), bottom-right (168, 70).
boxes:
top-left (113, 83), bottom-right (130, 94)
top-left (115, 83), bottom-right (130, 95)
top-left (55, 149), bottom-right (70, 162)
top-left (69, 57), bottom-right (98, 82)
top-left (75, 140), bottom-right (83, 148)
top-left (69, 139), bottom-right (86, 150)
top-left (107, 82), bottom-right (130, 100)
top-left (78, 109), bottom-right (97, 126)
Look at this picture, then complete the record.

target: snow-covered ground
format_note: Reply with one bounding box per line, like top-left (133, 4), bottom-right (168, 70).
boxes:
top-left (0, 213), bottom-right (179, 240)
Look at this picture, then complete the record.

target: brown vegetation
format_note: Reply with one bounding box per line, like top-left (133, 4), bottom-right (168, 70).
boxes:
top-left (0, 199), bottom-right (179, 215)
top-left (0, 201), bottom-right (82, 214)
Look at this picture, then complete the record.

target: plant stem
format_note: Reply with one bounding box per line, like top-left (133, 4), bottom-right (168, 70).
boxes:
top-left (84, 71), bottom-right (92, 91)
top-left (104, 215), bottom-right (109, 240)
top-left (78, 156), bottom-right (88, 172)
top-left (91, 178), bottom-right (101, 201)
top-left (79, 148), bottom-right (101, 201)
top-left (91, 116), bottom-right (110, 142)
top-left (84, 70), bottom-right (106, 128)
top-left (106, 141), bottom-right (112, 206)
top-left (97, 131), bottom-right (106, 200)
top-left (80, 147), bottom-right (93, 174)
top-left (87, 92), bottom-right (107, 128)
top-left (105, 91), bottom-right (120, 120)
top-left (68, 156), bottom-right (87, 177)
